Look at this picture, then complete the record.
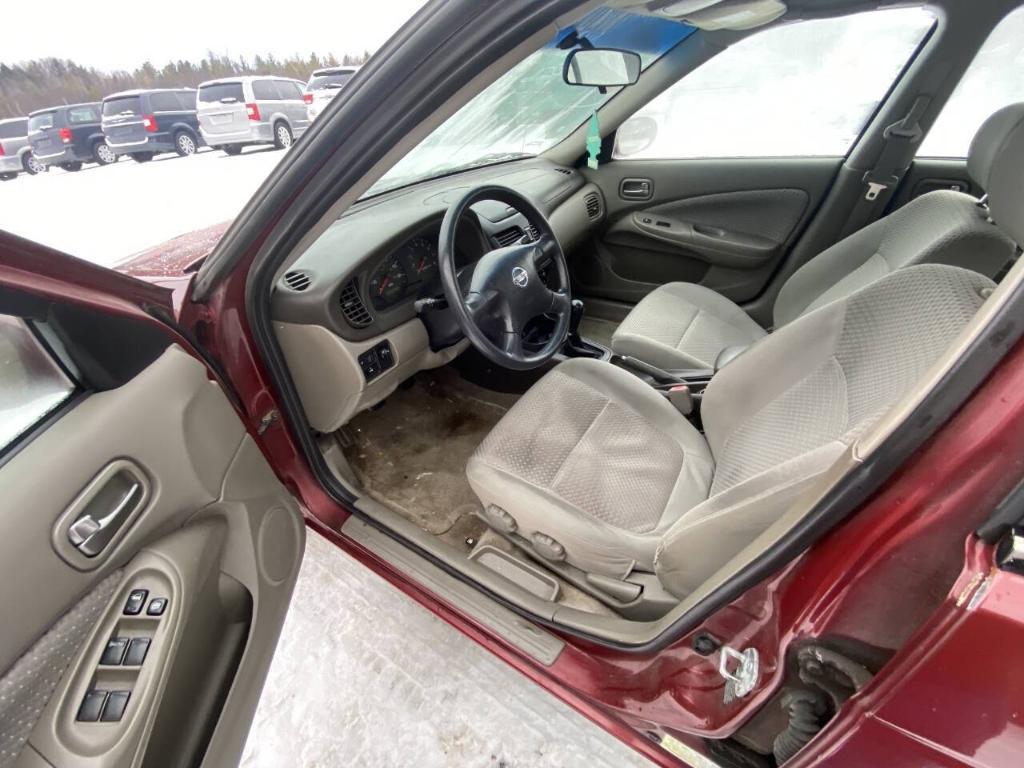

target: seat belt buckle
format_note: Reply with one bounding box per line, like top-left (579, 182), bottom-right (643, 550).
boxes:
top-left (862, 171), bottom-right (900, 201)
top-left (865, 181), bottom-right (888, 201)
top-left (666, 384), bottom-right (693, 415)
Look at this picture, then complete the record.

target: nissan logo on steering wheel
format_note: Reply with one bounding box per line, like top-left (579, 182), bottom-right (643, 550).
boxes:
top-left (511, 266), bottom-right (529, 288)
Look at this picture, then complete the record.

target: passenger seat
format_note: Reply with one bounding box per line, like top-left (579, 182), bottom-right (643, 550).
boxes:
top-left (610, 105), bottom-right (1022, 371)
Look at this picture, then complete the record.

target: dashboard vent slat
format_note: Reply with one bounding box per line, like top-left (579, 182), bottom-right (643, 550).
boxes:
top-left (283, 270), bottom-right (311, 291)
top-left (493, 226), bottom-right (524, 247)
top-left (523, 224), bottom-right (540, 243)
top-left (554, 167), bottom-right (572, 176)
top-left (339, 279), bottom-right (373, 328)
top-left (584, 192), bottom-right (602, 220)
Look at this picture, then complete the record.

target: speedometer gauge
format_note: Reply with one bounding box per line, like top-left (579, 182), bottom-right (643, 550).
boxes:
top-left (403, 237), bottom-right (438, 280)
top-left (369, 257), bottom-right (409, 309)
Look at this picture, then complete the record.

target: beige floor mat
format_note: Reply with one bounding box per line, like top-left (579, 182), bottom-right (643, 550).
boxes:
top-left (343, 366), bottom-right (517, 548)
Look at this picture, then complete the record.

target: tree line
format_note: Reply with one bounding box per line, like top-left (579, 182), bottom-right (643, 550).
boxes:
top-left (0, 51), bottom-right (370, 119)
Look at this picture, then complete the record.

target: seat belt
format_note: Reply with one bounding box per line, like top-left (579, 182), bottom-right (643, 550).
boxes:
top-left (838, 95), bottom-right (931, 239)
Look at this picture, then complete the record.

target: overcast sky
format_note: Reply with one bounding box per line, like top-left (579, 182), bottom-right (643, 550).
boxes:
top-left (2, 1), bottom-right (427, 71)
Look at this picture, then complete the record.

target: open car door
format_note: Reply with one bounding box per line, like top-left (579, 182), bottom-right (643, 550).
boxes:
top-left (0, 233), bottom-right (304, 768)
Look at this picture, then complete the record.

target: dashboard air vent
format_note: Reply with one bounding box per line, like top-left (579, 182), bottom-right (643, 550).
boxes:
top-left (282, 270), bottom-right (312, 291)
top-left (339, 279), bottom-right (373, 328)
top-left (554, 167), bottom-right (572, 176)
top-left (523, 224), bottom-right (540, 243)
top-left (584, 191), bottom-right (602, 220)
top-left (493, 226), bottom-right (524, 247)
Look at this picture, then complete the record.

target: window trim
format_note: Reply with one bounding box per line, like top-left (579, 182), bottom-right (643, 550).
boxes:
top-left (0, 318), bottom-right (83, 464)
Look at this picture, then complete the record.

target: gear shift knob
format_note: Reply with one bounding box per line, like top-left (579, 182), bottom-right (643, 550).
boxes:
top-left (569, 299), bottom-right (585, 338)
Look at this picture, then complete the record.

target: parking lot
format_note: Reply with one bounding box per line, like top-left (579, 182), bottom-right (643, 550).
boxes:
top-left (0, 145), bottom-right (284, 267)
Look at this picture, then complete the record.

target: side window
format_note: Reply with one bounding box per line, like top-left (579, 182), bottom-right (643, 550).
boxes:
top-left (67, 106), bottom-right (100, 124)
top-left (149, 92), bottom-right (180, 112)
top-left (919, 7), bottom-right (1024, 157)
top-left (252, 80), bottom-right (279, 100)
top-left (177, 92), bottom-right (197, 110)
top-left (0, 315), bottom-right (75, 451)
top-left (275, 81), bottom-right (302, 100)
top-left (0, 121), bottom-right (27, 139)
top-left (613, 9), bottom-right (933, 160)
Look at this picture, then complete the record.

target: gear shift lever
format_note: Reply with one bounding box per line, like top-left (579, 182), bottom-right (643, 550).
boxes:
top-left (568, 299), bottom-right (585, 346)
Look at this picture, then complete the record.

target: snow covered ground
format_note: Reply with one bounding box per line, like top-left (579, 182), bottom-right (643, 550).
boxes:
top-left (0, 146), bottom-right (284, 267)
top-left (242, 531), bottom-right (652, 768)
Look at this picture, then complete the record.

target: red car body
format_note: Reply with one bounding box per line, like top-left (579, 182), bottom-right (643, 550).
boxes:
top-left (3, 210), bottom-right (1022, 766)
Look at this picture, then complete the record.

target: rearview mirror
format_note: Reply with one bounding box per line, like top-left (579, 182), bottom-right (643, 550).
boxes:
top-left (563, 48), bottom-right (641, 88)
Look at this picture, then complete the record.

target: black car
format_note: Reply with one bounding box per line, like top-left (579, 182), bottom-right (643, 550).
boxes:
top-left (101, 89), bottom-right (203, 162)
top-left (27, 103), bottom-right (115, 171)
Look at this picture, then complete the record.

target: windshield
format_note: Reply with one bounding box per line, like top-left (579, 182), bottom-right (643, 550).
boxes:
top-left (363, 8), bottom-right (693, 198)
top-left (103, 96), bottom-right (142, 117)
top-left (308, 71), bottom-right (355, 90)
top-left (198, 82), bottom-right (244, 103)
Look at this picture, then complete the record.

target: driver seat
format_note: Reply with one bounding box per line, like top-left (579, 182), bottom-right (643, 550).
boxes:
top-left (467, 263), bottom-right (993, 599)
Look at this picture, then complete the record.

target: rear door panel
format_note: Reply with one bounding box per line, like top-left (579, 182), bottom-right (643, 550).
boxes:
top-left (0, 239), bottom-right (304, 768)
top-left (890, 157), bottom-right (976, 208)
top-left (578, 157), bottom-right (840, 304)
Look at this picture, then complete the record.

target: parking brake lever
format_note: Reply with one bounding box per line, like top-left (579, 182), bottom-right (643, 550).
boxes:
top-left (617, 355), bottom-right (688, 386)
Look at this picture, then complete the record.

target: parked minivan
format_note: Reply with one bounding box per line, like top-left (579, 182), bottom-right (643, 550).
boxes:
top-left (303, 66), bottom-right (360, 122)
top-left (102, 88), bottom-right (203, 162)
top-left (0, 118), bottom-right (45, 180)
top-left (196, 76), bottom-right (309, 155)
top-left (27, 103), bottom-right (115, 171)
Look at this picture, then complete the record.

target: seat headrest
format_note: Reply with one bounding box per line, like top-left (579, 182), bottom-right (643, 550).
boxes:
top-left (968, 103), bottom-right (1024, 244)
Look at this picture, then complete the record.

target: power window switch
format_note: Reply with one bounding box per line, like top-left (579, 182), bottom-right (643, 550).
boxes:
top-left (77, 690), bottom-right (107, 722)
top-left (100, 637), bottom-right (130, 666)
top-left (146, 597), bottom-right (167, 616)
top-left (123, 589), bottom-right (148, 615)
top-left (100, 690), bottom-right (130, 722)
top-left (123, 638), bottom-right (150, 666)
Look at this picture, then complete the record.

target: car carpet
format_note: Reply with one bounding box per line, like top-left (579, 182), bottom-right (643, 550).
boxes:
top-left (342, 365), bottom-right (518, 551)
top-left (344, 364), bottom-right (617, 617)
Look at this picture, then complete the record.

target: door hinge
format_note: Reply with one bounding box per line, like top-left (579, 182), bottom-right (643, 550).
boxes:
top-left (257, 409), bottom-right (280, 435)
top-left (719, 646), bottom-right (759, 701)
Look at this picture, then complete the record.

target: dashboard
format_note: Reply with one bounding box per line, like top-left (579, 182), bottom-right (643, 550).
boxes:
top-left (270, 158), bottom-right (606, 432)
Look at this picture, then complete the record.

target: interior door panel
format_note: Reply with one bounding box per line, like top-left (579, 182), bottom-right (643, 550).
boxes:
top-left (891, 157), bottom-right (976, 210)
top-left (0, 345), bottom-right (304, 768)
top-left (576, 158), bottom-right (841, 305)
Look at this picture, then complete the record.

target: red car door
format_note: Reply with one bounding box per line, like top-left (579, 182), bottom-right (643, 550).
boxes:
top-left (0, 232), bottom-right (306, 768)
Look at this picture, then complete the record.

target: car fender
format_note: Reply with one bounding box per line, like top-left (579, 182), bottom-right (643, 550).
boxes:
top-left (167, 120), bottom-right (199, 139)
top-left (268, 111), bottom-right (292, 130)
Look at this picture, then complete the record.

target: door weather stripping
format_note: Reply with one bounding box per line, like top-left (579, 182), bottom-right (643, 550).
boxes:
top-left (719, 646), bottom-right (759, 700)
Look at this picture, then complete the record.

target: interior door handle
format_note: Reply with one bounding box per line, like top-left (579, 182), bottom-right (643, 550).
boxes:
top-left (67, 481), bottom-right (142, 557)
top-left (620, 177), bottom-right (654, 201)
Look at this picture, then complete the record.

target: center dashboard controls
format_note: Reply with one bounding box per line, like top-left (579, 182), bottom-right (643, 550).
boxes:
top-left (357, 340), bottom-right (395, 382)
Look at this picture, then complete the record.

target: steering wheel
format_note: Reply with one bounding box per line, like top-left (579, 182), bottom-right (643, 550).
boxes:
top-left (439, 185), bottom-right (571, 371)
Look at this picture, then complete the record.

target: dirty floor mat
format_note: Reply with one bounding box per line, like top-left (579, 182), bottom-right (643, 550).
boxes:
top-left (343, 367), bottom-right (518, 544)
